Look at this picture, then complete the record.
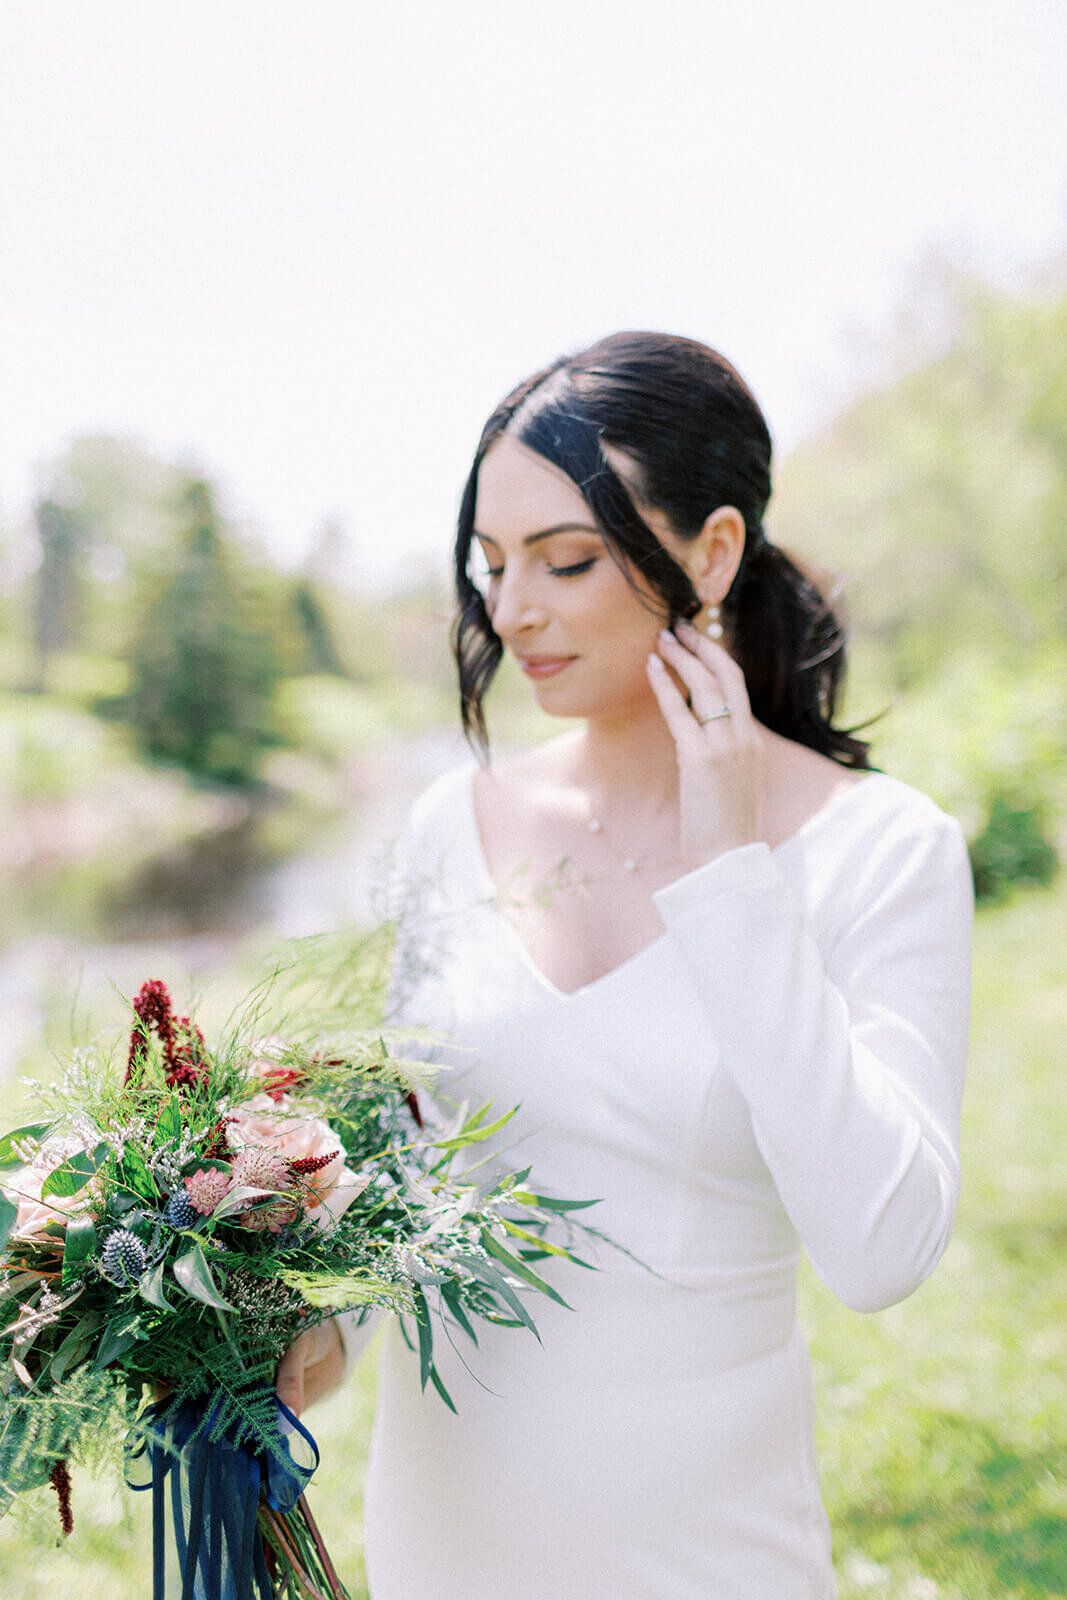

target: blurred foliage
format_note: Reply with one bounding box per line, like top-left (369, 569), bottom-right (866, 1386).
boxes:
top-left (103, 479), bottom-right (285, 786)
top-left (969, 798), bottom-right (1058, 906)
top-left (0, 270), bottom-right (1063, 889)
top-left (30, 499), bottom-right (86, 687)
top-left (774, 276), bottom-right (1067, 897)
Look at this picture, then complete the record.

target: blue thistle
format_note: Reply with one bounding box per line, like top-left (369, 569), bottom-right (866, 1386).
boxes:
top-left (101, 1228), bottom-right (147, 1285)
top-left (165, 1186), bottom-right (199, 1230)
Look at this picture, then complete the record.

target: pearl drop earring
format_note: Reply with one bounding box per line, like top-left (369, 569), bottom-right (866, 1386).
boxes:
top-left (705, 603), bottom-right (723, 640)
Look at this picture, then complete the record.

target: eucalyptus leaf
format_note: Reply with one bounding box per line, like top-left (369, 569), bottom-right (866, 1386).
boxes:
top-left (94, 1319), bottom-right (140, 1369)
top-left (0, 1122), bottom-right (53, 1172)
top-left (453, 1251), bottom-right (539, 1338)
top-left (118, 1144), bottom-right (156, 1201)
top-left (411, 1284), bottom-right (435, 1392)
top-left (173, 1243), bottom-right (234, 1311)
top-left (428, 1364), bottom-right (457, 1413)
top-left (511, 1190), bottom-right (601, 1213)
top-left (211, 1185), bottom-right (276, 1221)
top-left (481, 1229), bottom-right (572, 1310)
top-left (2, 1283), bottom-right (41, 1337)
top-left (501, 1218), bottom-right (595, 1267)
top-left (50, 1310), bottom-right (103, 1383)
top-left (41, 1142), bottom-right (110, 1198)
top-left (0, 1191), bottom-right (17, 1253)
top-left (433, 1106), bottom-right (518, 1153)
top-left (0, 1271), bottom-right (39, 1307)
top-left (156, 1098), bottom-right (183, 1143)
top-left (61, 1215), bottom-right (98, 1285)
top-left (139, 1257), bottom-right (172, 1311)
top-left (440, 1279), bottom-right (479, 1345)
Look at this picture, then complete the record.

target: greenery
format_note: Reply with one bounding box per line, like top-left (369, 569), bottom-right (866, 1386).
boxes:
top-left (107, 479), bottom-right (285, 785)
top-left (0, 875), bottom-right (1063, 1597)
top-left (774, 277), bottom-right (1067, 895)
top-left (0, 270), bottom-right (1065, 1593)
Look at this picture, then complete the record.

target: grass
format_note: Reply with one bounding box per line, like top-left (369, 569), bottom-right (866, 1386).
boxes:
top-left (1, 878), bottom-right (1064, 1598)
top-left (801, 875), bottom-right (1067, 1598)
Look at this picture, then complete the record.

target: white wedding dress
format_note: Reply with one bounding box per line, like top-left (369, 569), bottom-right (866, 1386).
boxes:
top-left (356, 763), bottom-right (972, 1599)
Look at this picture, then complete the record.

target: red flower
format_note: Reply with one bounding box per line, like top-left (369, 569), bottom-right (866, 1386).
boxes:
top-left (125, 981), bottom-right (208, 1091)
top-left (289, 1151), bottom-right (338, 1177)
top-left (50, 1459), bottom-right (73, 1536)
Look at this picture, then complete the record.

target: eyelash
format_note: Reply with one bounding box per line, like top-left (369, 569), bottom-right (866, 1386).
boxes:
top-left (547, 558), bottom-right (597, 577)
top-left (484, 557), bottom-right (597, 580)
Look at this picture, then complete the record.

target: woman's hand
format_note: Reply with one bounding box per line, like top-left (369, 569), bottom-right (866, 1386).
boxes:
top-left (646, 620), bottom-right (761, 868)
top-left (275, 1320), bottom-right (345, 1418)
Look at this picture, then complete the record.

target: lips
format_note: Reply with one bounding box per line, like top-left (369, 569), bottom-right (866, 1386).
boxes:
top-left (516, 655), bottom-right (576, 680)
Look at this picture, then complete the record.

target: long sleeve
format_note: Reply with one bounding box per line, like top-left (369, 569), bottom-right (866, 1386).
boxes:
top-left (652, 791), bottom-right (973, 1313)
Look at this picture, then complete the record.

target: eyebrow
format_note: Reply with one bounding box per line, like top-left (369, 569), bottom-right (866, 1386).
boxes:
top-left (473, 522), bottom-right (602, 548)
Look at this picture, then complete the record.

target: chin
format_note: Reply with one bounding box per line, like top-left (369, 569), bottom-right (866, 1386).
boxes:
top-left (529, 674), bottom-right (653, 724)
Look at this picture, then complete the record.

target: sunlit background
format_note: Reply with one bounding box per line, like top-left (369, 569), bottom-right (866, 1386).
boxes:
top-left (1, 3), bottom-right (1065, 1596)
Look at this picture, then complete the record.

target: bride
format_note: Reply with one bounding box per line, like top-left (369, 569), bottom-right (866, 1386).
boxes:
top-left (279, 332), bottom-right (973, 1597)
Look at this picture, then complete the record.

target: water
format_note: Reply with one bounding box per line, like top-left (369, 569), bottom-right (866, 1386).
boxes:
top-left (0, 731), bottom-right (469, 1082)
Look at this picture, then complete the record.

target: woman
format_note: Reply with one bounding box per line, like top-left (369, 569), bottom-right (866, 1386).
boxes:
top-left (280, 332), bottom-right (973, 1597)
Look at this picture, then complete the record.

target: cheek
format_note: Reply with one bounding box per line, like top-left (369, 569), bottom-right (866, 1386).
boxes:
top-left (588, 565), bottom-right (667, 643)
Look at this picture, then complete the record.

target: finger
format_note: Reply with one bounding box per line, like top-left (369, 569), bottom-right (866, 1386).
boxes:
top-left (646, 653), bottom-right (710, 746)
top-left (655, 631), bottom-right (734, 725)
top-left (672, 621), bottom-right (753, 719)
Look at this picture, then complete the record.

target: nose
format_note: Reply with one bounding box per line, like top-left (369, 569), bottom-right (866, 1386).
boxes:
top-left (488, 565), bottom-right (546, 641)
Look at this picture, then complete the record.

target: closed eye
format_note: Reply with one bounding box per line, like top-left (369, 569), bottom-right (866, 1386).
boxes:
top-left (547, 558), bottom-right (597, 577)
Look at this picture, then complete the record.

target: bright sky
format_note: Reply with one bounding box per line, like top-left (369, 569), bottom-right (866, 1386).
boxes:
top-left (1, 1), bottom-right (1064, 587)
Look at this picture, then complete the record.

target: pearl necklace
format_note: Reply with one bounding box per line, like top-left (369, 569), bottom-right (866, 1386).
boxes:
top-left (586, 815), bottom-right (684, 875)
top-left (586, 816), bottom-right (641, 873)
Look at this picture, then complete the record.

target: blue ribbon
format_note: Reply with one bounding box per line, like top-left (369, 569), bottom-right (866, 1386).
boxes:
top-left (128, 1390), bottom-right (319, 1600)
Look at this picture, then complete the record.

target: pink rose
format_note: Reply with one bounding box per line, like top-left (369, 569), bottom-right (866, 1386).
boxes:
top-left (227, 1093), bottom-right (347, 1212)
top-left (309, 1162), bottom-right (372, 1229)
top-left (246, 1036), bottom-right (305, 1101)
top-left (2, 1164), bottom-right (81, 1235)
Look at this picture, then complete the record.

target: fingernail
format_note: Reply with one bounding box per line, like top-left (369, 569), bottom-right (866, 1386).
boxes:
top-left (647, 652), bottom-right (665, 671)
top-left (658, 629), bottom-right (673, 643)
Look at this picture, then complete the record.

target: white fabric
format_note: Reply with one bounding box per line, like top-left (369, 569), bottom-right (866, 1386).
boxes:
top-left (362, 763), bottom-right (973, 1599)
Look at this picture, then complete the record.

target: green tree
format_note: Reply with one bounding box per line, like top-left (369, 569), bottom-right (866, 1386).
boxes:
top-left (772, 274), bottom-right (1067, 894)
top-left (118, 478), bottom-right (283, 786)
top-left (29, 498), bottom-right (89, 690)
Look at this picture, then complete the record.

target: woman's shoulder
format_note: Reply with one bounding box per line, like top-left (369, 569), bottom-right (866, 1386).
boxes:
top-left (765, 734), bottom-right (960, 852)
top-left (824, 770), bottom-right (964, 845)
top-left (787, 768), bottom-right (973, 930)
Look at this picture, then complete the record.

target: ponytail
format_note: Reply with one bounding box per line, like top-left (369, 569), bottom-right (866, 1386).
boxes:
top-left (726, 539), bottom-right (871, 768)
top-left (452, 332), bottom-right (871, 770)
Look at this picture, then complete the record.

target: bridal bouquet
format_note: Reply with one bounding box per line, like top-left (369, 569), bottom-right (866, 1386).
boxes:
top-left (0, 971), bottom-right (598, 1598)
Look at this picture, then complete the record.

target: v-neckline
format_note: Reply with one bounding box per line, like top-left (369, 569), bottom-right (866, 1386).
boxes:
top-left (459, 765), bottom-right (659, 1001)
top-left (459, 764), bottom-right (886, 1003)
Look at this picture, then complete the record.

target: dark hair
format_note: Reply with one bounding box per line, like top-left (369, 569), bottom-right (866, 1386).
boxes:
top-left (453, 331), bottom-right (870, 768)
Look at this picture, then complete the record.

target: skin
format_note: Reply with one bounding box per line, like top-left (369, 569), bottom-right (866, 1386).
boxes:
top-left (469, 434), bottom-right (860, 994)
top-left (275, 1319), bottom-right (345, 1416)
top-left (275, 428), bottom-right (860, 1406)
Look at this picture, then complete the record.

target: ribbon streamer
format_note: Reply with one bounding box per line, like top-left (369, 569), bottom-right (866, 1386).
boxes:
top-left (128, 1391), bottom-right (319, 1600)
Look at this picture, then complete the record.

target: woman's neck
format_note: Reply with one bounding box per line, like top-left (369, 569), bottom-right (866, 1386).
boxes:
top-left (563, 699), bottom-right (682, 819)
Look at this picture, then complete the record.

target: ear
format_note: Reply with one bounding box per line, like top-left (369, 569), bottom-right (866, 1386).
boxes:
top-left (686, 506), bottom-right (746, 604)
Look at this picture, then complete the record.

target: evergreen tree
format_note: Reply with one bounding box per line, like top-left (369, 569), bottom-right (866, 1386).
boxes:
top-left (120, 479), bottom-right (282, 786)
top-left (30, 498), bottom-right (87, 690)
